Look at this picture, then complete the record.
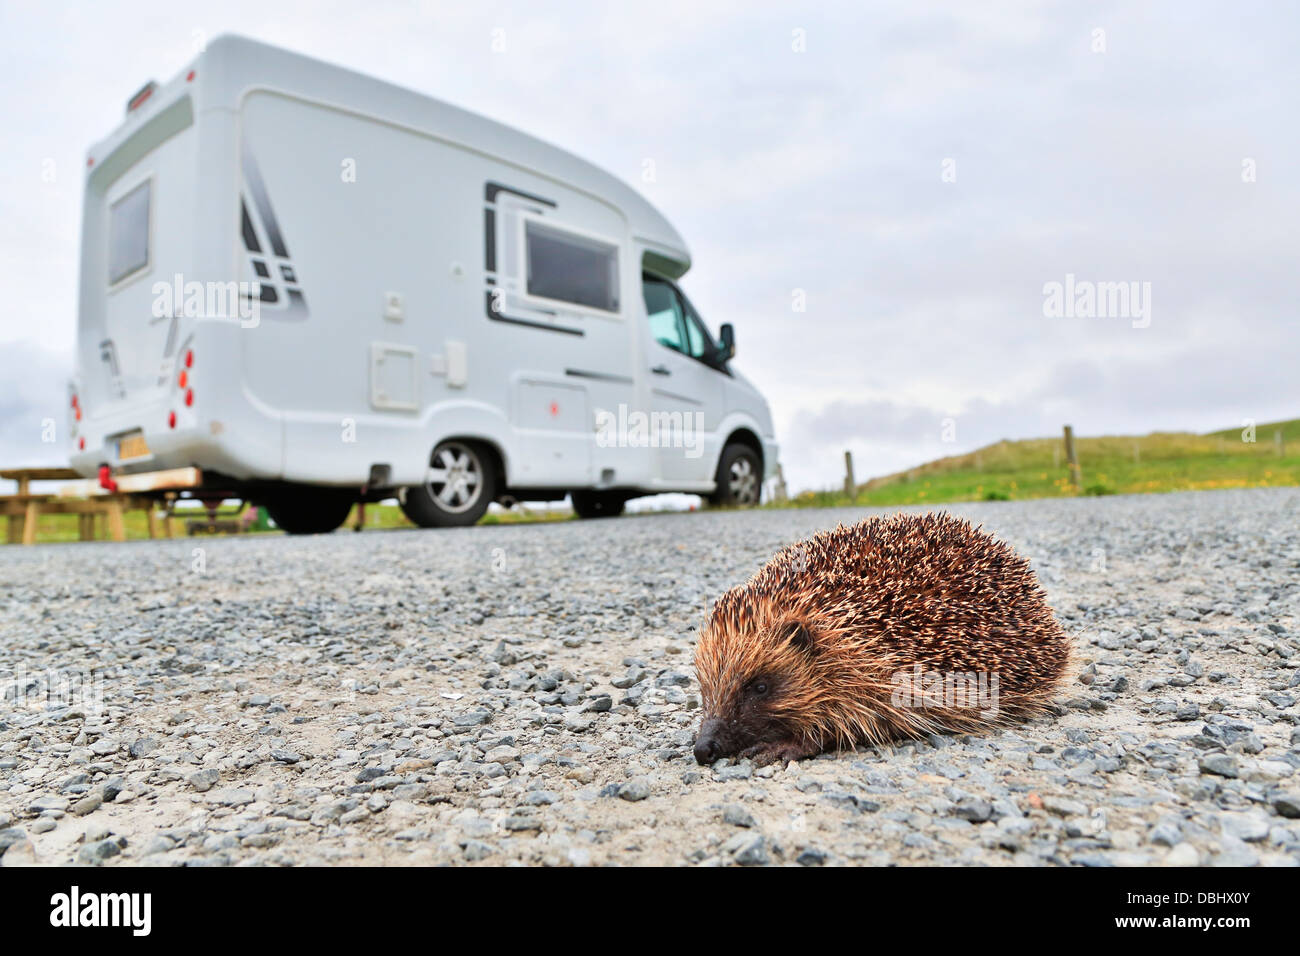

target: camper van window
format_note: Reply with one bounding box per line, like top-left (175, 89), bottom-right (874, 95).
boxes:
top-left (643, 277), bottom-right (686, 352)
top-left (683, 308), bottom-right (709, 359)
top-left (525, 221), bottom-right (619, 312)
top-left (108, 180), bottom-right (151, 285)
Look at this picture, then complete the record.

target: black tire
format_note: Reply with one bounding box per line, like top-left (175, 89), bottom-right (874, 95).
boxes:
top-left (570, 490), bottom-right (626, 519)
top-left (401, 440), bottom-right (496, 528)
top-left (264, 489), bottom-right (354, 535)
top-left (711, 444), bottom-right (763, 507)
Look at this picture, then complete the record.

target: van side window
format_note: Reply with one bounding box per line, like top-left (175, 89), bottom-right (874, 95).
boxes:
top-left (525, 220), bottom-right (620, 312)
top-left (642, 276), bottom-right (686, 352)
top-left (108, 180), bottom-right (151, 285)
top-left (683, 306), bottom-right (716, 360)
top-left (645, 274), bottom-right (722, 367)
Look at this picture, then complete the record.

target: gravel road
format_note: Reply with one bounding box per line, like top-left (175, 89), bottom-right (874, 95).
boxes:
top-left (2, 487), bottom-right (1298, 867)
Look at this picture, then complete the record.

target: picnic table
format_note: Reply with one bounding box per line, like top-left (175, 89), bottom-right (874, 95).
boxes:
top-left (2, 466), bottom-right (196, 545)
top-left (2, 468), bottom-right (84, 545)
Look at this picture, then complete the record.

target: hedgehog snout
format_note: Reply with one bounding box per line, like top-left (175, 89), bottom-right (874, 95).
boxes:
top-left (694, 717), bottom-right (726, 765)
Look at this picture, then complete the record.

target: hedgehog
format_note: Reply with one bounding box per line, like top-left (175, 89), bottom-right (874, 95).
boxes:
top-left (693, 512), bottom-right (1071, 766)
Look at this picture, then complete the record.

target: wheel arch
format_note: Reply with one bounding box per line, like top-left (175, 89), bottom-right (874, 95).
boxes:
top-left (415, 399), bottom-right (514, 487)
top-left (718, 427), bottom-right (765, 475)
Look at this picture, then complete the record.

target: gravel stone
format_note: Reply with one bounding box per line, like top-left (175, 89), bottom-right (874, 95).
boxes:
top-left (462, 840), bottom-right (496, 861)
top-left (1165, 843), bottom-right (1200, 866)
top-left (617, 779), bottom-right (652, 802)
top-left (27, 796), bottom-right (67, 815)
top-left (188, 769), bottom-right (221, 792)
top-left (726, 833), bottom-right (769, 865)
top-left (70, 794), bottom-right (102, 816)
top-left (1040, 796), bottom-right (1087, 818)
top-left (722, 803), bottom-right (757, 827)
top-left (76, 839), bottom-right (122, 865)
top-left (1199, 754), bottom-right (1239, 778)
top-left (951, 799), bottom-right (994, 823)
top-left (1271, 794), bottom-right (1300, 819)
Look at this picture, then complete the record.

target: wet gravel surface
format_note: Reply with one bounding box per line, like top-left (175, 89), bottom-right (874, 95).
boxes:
top-left (1, 487), bottom-right (1298, 867)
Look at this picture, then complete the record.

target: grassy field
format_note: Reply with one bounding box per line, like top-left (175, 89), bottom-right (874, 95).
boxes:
top-left (784, 418), bottom-right (1300, 509)
top-left (6, 500), bottom-right (574, 544)
top-left (6, 418), bottom-right (1296, 543)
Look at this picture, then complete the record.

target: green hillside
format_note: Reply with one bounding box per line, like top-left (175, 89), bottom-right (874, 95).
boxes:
top-left (783, 418), bottom-right (1300, 509)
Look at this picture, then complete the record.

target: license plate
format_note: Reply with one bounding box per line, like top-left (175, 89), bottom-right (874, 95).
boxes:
top-left (116, 432), bottom-right (151, 461)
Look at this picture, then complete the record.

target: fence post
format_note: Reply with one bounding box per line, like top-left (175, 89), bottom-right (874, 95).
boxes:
top-left (1063, 425), bottom-right (1082, 490)
top-left (843, 451), bottom-right (857, 500)
top-left (774, 463), bottom-right (789, 502)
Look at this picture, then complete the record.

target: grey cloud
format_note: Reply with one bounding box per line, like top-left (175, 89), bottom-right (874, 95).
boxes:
top-left (0, 341), bottom-right (73, 471)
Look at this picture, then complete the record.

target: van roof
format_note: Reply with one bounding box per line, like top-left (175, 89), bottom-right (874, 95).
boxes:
top-left (90, 34), bottom-right (691, 276)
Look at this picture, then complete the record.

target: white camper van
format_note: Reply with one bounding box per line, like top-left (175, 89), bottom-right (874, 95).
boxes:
top-left (70, 35), bottom-right (778, 533)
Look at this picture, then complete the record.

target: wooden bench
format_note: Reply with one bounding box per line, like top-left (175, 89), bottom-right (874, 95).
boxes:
top-left (0, 493), bottom-right (140, 544)
top-left (3, 466), bottom-right (197, 545)
top-left (2, 469), bottom-right (81, 545)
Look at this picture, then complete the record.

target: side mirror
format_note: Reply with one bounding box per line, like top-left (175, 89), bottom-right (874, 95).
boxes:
top-left (718, 323), bottom-right (735, 362)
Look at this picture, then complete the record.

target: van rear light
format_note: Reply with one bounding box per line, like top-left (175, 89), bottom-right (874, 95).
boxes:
top-left (184, 349), bottom-right (194, 368)
top-left (178, 369), bottom-right (187, 388)
top-left (79, 437), bottom-right (86, 450)
top-left (169, 411), bottom-right (177, 429)
top-left (184, 389), bottom-right (194, 407)
top-left (186, 70), bottom-right (196, 82)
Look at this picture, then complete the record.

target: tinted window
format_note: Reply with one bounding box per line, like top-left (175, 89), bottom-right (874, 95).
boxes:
top-left (525, 220), bottom-right (619, 312)
top-left (684, 309), bottom-right (712, 359)
top-left (643, 277), bottom-right (685, 351)
top-left (108, 181), bottom-right (151, 284)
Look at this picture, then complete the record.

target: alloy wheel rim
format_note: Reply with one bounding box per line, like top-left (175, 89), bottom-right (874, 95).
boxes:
top-left (729, 456), bottom-right (758, 504)
top-left (427, 443), bottom-right (482, 513)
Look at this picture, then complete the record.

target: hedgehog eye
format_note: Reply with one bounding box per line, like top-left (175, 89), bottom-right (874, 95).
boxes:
top-left (748, 680), bottom-right (770, 697)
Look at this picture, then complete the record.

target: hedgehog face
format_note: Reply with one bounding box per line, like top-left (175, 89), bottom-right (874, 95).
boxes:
top-left (694, 619), bottom-right (823, 766)
top-left (693, 672), bottom-right (796, 765)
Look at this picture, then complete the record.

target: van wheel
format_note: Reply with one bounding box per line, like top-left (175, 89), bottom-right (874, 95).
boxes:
top-left (265, 489), bottom-right (354, 535)
top-left (570, 490), bottom-right (626, 518)
top-left (401, 440), bottom-right (495, 528)
top-left (711, 444), bottom-right (763, 507)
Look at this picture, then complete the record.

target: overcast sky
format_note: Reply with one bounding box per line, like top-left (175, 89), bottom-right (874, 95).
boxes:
top-left (1, 1), bottom-right (1296, 493)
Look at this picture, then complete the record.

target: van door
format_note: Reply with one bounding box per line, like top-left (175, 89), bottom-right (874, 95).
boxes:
top-left (640, 274), bottom-right (724, 485)
top-left (486, 189), bottom-right (637, 488)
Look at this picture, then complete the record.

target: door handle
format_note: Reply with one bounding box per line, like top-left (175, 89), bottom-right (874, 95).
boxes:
top-left (651, 365), bottom-right (671, 376)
